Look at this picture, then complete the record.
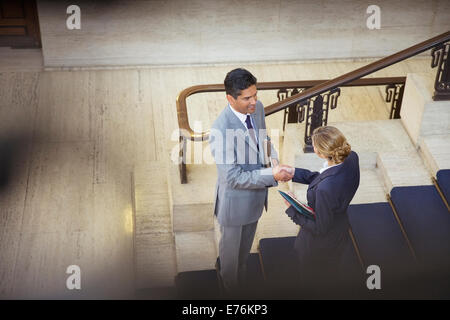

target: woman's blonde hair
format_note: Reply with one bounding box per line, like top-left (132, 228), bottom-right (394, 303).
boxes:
top-left (311, 126), bottom-right (351, 164)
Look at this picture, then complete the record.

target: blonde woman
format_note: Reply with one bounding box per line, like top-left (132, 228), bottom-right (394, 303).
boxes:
top-left (284, 126), bottom-right (360, 296)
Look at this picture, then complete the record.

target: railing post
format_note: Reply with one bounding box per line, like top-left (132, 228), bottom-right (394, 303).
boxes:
top-left (385, 83), bottom-right (405, 119)
top-left (278, 88), bottom-right (304, 132)
top-left (303, 88), bottom-right (340, 153)
top-left (431, 42), bottom-right (450, 101)
top-left (179, 134), bottom-right (187, 184)
top-left (286, 88), bottom-right (302, 124)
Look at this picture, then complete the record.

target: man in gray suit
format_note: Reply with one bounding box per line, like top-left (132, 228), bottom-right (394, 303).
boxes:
top-left (209, 68), bottom-right (293, 294)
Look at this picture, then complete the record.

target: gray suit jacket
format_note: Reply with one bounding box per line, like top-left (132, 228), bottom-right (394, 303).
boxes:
top-left (209, 101), bottom-right (278, 227)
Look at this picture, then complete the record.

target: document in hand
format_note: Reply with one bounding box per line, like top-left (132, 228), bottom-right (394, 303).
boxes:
top-left (278, 190), bottom-right (316, 220)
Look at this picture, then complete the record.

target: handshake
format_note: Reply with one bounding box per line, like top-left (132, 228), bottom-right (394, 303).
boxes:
top-left (272, 160), bottom-right (294, 182)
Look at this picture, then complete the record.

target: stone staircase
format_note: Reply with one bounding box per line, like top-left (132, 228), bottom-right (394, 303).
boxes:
top-left (131, 72), bottom-right (450, 295)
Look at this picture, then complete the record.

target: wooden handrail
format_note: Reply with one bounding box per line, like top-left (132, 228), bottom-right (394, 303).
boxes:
top-left (177, 77), bottom-right (406, 141)
top-left (176, 31), bottom-right (450, 142)
top-left (266, 31), bottom-right (450, 116)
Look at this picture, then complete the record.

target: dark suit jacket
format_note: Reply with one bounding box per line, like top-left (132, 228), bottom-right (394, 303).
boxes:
top-left (286, 151), bottom-right (360, 271)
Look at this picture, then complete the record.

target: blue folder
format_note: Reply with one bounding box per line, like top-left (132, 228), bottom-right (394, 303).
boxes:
top-left (278, 190), bottom-right (315, 220)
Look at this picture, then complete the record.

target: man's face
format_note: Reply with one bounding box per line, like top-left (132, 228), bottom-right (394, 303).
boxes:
top-left (227, 85), bottom-right (258, 114)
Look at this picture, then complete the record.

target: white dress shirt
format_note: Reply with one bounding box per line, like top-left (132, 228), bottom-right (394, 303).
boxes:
top-left (319, 161), bottom-right (342, 174)
top-left (229, 104), bottom-right (258, 143)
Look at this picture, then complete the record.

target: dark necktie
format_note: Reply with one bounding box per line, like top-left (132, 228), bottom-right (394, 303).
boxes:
top-left (245, 115), bottom-right (259, 151)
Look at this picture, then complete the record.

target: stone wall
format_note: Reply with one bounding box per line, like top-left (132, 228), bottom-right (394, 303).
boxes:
top-left (37, 0), bottom-right (450, 67)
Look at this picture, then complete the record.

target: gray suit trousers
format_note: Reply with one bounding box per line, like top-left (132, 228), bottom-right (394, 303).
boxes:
top-left (219, 220), bottom-right (258, 291)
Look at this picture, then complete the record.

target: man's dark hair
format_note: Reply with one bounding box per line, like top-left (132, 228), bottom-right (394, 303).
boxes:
top-left (224, 68), bottom-right (257, 99)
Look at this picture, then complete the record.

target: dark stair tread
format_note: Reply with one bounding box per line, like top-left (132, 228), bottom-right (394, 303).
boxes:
top-left (259, 236), bottom-right (364, 298)
top-left (175, 269), bottom-right (221, 299)
top-left (246, 253), bottom-right (265, 285)
top-left (390, 185), bottom-right (450, 268)
top-left (175, 253), bottom-right (265, 299)
top-left (258, 237), bottom-right (298, 282)
top-left (348, 202), bottom-right (416, 278)
top-left (437, 169), bottom-right (450, 204)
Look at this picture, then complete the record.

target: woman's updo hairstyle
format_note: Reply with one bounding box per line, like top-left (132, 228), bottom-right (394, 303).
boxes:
top-left (311, 126), bottom-right (351, 164)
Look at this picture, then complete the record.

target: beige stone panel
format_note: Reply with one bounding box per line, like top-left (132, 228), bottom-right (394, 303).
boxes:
top-left (133, 162), bottom-right (171, 235)
top-left (35, 71), bottom-right (92, 142)
top-left (11, 180), bottom-right (137, 299)
top-left (11, 230), bottom-right (90, 299)
top-left (0, 48), bottom-right (43, 72)
top-left (137, 69), bottom-right (169, 162)
top-left (378, 0), bottom-right (436, 28)
top-left (38, 1), bottom-right (450, 67)
top-left (88, 182), bottom-right (135, 299)
top-left (10, 142), bottom-right (134, 298)
top-left (135, 233), bottom-right (176, 289)
top-left (0, 183), bottom-right (27, 298)
top-left (330, 119), bottom-right (415, 153)
top-left (404, 58), bottom-right (433, 74)
top-left (328, 86), bottom-right (388, 122)
top-left (20, 141), bottom-right (94, 235)
top-left (12, 230), bottom-right (132, 299)
top-left (93, 102), bottom-right (157, 184)
top-left (433, 0), bottom-right (450, 27)
top-left (91, 70), bottom-right (140, 107)
top-left (0, 72), bottom-right (39, 137)
top-left (133, 164), bottom-right (175, 289)
top-left (350, 27), bottom-right (433, 59)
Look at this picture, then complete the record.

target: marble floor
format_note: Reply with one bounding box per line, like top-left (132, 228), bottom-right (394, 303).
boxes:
top-left (0, 51), bottom-right (433, 298)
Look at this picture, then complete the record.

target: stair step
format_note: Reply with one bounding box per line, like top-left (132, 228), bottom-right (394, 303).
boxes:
top-left (258, 236), bottom-right (299, 297)
top-left (400, 73), bottom-right (450, 145)
top-left (133, 162), bottom-right (176, 289)
top-left (134, 162), bottom-right (172, 235)
top-left (134, 233), bottom-right (177, 289)
top-left (377, 150), bottom-right (431, 191)
top-left (175, 230), bottom-right (217, 273)
top-left (348, 202), bottom-right (417, 280)
top-left (258, 235), bottom-right (363, 298)
top-left (436, 170), bottom-right (450, 204)
top-left (175, 269), bottom-right (221, 299)
top-left (351, 168), bottom-right (387, 204)
top-left (246, 253), bottom-right (265, 287)
top-left (390, 185), bottom-right (450, 270)
top-left (169, 163), bottom-right (216, 232)
top-left (418, 134), bottom-right (450, 177)
top-left (252, 187), bottom-right (301, 253)
top-left (174, 253), bottom-right (264, 299)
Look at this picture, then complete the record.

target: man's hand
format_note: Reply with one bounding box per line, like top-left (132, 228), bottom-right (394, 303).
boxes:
top-left (273, 164), bottom-right (294, 182)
